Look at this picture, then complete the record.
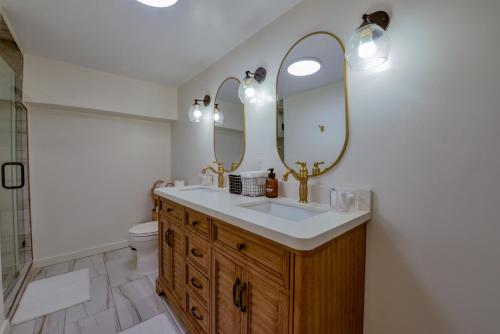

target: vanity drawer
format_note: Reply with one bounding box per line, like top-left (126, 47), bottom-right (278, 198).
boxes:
top-left (185, 232), bottom-right (210, 275)
top-left (213, 219), bottom-right (289, 283)
top-left (160, 198), bottom-right (184, 222)
top-left (187, 292), bottom-right (209, 334)
top-left (185, 208), bottom-right (210, 240)
top-left (186, 262), bottom-right (209, 308)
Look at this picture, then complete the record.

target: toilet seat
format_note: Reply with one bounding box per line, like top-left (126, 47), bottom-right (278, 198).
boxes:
top-left (128, 221), bottom-right (158, 237)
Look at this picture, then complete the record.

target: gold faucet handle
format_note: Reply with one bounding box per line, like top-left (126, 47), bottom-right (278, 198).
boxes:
top-left (313, 161), bottom-right (325, 167)
top-left (213, 160), bottom-right (224, 167)
top-left (295, 161), bottom-right (307, 169)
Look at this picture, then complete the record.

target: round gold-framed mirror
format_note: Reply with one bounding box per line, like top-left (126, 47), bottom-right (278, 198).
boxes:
top-left (214, 77), bottom-right (246, 172)
top-left (276, 31), bottom-right (349, 177)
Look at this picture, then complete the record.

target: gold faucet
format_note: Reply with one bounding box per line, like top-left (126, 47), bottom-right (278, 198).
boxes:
top-left (283, 161), bottom-right (309, 203)
top-left (201, 161), bottom-right (225, 188)
top-left (312, 161), bottom-right (325, 176)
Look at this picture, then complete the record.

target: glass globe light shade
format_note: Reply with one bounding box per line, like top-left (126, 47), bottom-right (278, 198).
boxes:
top-left (346, 23), bottom-right (390, 70)
top-left (238, 76), bottom-right (258, 104)
top-left (213, 105), bottom-right (224, 125)
top-left (188, 103), bottom-right (203, 123)
top-left (135, 0), bottom-right (178, 7)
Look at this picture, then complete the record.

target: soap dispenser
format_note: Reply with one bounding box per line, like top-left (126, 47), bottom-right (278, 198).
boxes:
top-left (266, 168), bottom-right (278, 198)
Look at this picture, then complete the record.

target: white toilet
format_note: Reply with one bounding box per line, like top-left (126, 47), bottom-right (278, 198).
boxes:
top-left (128, 221), bottom-right (158, 277)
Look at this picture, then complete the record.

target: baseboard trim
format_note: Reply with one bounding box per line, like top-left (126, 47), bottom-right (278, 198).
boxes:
top-left (0, 319), bottom-right (10, 334)
top-left (33, 240), bottom-right (129, 268)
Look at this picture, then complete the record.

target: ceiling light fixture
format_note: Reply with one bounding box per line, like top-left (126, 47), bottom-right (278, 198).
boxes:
top-left (135, 0), bottom-right (178, 8)
top-left (188, 95), bottom-right (211, 123)
top-left (287, 58), bottom-right (322, 76)
top-left (345, 11), bottom-right (391, 70)
top-left (238, 67), bottom-right (267, 104)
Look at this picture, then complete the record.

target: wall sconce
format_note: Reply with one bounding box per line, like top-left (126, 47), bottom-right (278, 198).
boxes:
top-left (345, 11), bottom-right (391, 70)
top-left (213, 104), bottom-right (224, 125)
top-left (188, 95), bottom-right (211, 123)
top-left (238, 67), bottom-right (267, 104)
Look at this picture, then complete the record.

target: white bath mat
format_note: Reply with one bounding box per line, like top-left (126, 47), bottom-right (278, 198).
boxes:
top-left (119, 313), bottom-right (179, 334)
top-left (12, 269), bottom-right (90, 325)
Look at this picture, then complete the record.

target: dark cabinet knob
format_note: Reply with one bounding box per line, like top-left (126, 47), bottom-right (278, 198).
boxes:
top-left (191, 278), bottom-right (202, 289)
top-left (190, 248), bottom-right (203, 258)
top-left (236, 243), bottom-right (246, 251)
top-left (166, 208), bottom-right (173, 213)
top-left (190, 307), bottom-right (203, 321)
top-left (191, 220), bottom-right (199, 227)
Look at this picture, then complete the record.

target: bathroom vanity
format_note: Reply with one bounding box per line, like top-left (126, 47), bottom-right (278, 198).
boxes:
top-left (154, 186), bottom-right (370, 334)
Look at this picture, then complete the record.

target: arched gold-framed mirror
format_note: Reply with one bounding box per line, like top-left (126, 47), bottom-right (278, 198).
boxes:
top-left (213, 77), bottom-right (246, 172)
top-left (276, 31), bottom-right (349, 177)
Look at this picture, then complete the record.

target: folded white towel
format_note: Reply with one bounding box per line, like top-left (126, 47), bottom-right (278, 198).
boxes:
top-left (240, 170), bottom-right (268, 178)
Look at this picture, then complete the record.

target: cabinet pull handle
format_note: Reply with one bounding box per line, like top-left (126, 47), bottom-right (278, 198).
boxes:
top-left (232, 278), bottom-right (241, 308)
top-left (164, 230), bottom-right (170, 246)
top-left (191, 220), bottom-right (199, 227)
top-left (166, 207), bottom-right (173, 213)
top-left (239, 282), bottom-right (247, 313)
top-left (190, 248), bottom-right (203, 258)
top-left (165, 230), bottom-right (172, 247)
top-left (236, 243), bottom-right (246, 251)
top-left (190, 307), bottom-right (203, 321)
top-left (190, 278), bottom-right (202, 289)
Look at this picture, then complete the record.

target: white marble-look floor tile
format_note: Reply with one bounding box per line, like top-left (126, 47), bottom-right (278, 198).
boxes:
top-left (103, 248), bottom-right (134, 263)
top-left (112, 277), bottom-right (166, 330)
top-left (147, 272), bottom-right (158, 288)
top-left (70, 254), bottom-right (107, 278)
top-left (10, 309), bottom-right (65, 334)
top-left (85, 275), bottom-right (115, 316)
top-left (160, 297), bottom-right (187, 334)
top-left (105, 256), bottom-right (139, 288)
top-left (118, 313), bottom-right (179, 334)
top-left (65, 308), bottom-right (120, 334)
top-left (30, 261), bottom-right (70, 282)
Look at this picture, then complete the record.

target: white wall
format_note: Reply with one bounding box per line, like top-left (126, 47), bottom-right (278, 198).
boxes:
top-left (172, 0), bottom-right (500, 333)
top-left (29, 106), bottom-right (171, 264)
top-left (23, 54), bottom-right (178, 121)
top-left (283, 81), bottom-right (345, 166)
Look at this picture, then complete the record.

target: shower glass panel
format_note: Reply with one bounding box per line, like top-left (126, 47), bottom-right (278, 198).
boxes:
top-left (0, 56), bottom-right (31, 314)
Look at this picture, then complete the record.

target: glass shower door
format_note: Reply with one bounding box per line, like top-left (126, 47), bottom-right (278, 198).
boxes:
top-left (0, 56), bottom-right (18, 298)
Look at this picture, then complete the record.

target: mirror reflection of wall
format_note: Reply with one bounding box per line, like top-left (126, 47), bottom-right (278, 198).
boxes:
top-left (214, 77), bottom-right (245, 171)
top-left (277, 32), bottom-right (348, 176)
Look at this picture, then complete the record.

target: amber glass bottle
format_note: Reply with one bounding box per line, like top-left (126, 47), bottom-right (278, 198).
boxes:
top-left (266, 168), bottom-right (278, 198)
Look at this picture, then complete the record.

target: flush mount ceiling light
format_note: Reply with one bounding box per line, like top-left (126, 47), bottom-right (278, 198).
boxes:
top-left (238, 67), bottom-right (267, 104)
top-left (213, 104), bottom-right (224, 125)
top-left (287, 57), bottom-right (322, 76)
top-left (135, 0), bottom-right (178, 7)
top-left (188, 95), bottom-right (211, 123)
top-left (346, 11), bottom-right (391, 70)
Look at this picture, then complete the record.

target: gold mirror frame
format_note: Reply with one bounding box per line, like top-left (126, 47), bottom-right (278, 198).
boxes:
top-left (214, 77), bottom-right (246, 172)
top-left (276, 31), bottom-right (350, 177)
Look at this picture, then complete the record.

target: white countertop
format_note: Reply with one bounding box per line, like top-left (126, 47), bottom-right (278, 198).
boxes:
top-left (154, 185), bottom-right (370, 251)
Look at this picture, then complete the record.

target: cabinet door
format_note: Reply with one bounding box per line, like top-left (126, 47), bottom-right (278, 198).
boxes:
top-left (170, 222), bottom-right (185, 308)
top-left (213, 252), bottom-right (243, 334)
top-left (241, 268), bottom-right (289, 334)
top-left (159, 216), bottom-right (172, 288)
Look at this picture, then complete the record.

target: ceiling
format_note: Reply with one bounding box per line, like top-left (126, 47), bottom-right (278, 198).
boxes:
top-left (2, 0), bottom-right (302, 87)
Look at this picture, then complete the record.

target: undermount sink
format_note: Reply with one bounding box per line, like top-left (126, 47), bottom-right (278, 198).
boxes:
top-left (239, 201), bottom-right (327, 222)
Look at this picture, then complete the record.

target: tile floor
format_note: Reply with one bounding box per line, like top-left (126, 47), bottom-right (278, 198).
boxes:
top-left (10, 247), bottom-right (187, 334)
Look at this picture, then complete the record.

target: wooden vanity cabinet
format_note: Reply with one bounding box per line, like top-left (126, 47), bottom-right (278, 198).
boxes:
top-left (156, 197), bottom-right (366, 334)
